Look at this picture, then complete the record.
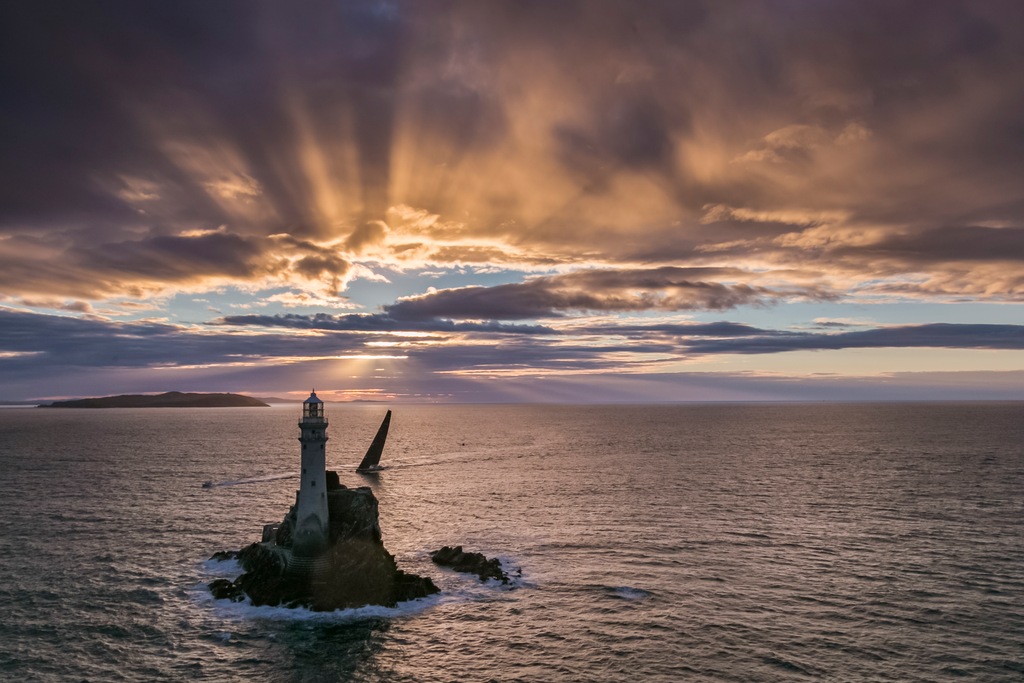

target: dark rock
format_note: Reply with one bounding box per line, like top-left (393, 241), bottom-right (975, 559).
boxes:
top-left (431, 545), bottom-right (509, 584)
top-left (208, 578), bottom-right (245, 602)
top-left (394, 569), bottom-right (440, 600)
top-left (209, 550), bottom-right (238, 562)
top-left (238, 541), bottom-right (284, 573)
top-left (274, 516), bottom-right (293, 546)
top-left (305, 538), bottom-right (437, 610)
top-left (208, 487), bottom-right (439, 610)
top-left (327, 487), bottom-right (381, 544)
top-left (236, 568), bottom-right (300, 607)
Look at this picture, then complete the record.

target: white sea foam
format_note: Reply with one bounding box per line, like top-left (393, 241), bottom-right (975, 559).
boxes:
top-left (497, 555), bottom-right (530, 588)
top-left (191, 557), bottom-right (525, 625)
top-left (193, 583), bottom-right (449, 623)
top-left (201, 558), bottom-right (242, 576)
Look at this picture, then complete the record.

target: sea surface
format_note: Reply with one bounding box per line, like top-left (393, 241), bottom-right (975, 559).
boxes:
top-left (0, 403), bottom-right (1022, 682)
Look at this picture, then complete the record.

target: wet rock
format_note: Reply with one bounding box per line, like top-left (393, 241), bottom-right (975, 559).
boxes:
top-left (327, 486), bottom-right (382, 544)
top-left (304, 538), bottom-right (437, 610)
top-left (431, 545), bottom-right (509, 584)
top-left (208, 578), bottom-right (245, 602)
top-left (208, 550), bottom-right (238, 562)
top-left (208, 483), bottom-right (438, 610)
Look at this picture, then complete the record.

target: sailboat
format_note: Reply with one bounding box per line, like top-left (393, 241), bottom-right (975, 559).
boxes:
top-left (356, 409), bottom-right (391, 473)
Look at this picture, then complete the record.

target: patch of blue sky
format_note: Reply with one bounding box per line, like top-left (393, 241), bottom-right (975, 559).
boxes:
top-left (162, 289), bottom-right (250, 322)
top-left (159, 288), bottom-right (324, 323)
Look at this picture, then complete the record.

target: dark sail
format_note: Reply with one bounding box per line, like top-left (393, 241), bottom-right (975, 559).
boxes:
top-left (356, 410), bottom-right (391, 472)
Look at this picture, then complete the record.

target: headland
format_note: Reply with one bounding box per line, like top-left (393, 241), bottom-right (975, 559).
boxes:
top-left (41, 392), bottom-right (269, 408)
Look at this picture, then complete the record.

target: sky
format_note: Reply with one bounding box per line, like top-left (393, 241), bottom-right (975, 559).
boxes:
top-left (2, 0), bottom-right (1024, 403)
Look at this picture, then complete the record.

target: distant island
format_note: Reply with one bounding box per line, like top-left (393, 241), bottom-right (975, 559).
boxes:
top-left (40, 392), bottom-right (269, 408)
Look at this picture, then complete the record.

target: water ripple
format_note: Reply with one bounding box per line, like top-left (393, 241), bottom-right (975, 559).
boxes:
top-left (0, 403), bottom-right (1022, 681)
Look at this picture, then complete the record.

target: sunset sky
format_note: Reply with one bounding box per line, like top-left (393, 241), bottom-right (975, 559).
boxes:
top-left (2, 1), bottom-right (1023, 402)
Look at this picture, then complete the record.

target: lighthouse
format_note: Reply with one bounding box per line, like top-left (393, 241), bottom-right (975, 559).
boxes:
top-left (293, 390), bottom-right (330, 557)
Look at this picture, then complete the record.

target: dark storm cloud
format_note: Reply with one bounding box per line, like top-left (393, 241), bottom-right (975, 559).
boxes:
top-left (2, 0), bottom-right (1024, 333)
top-left (0, 307), bottom-right (559, 378)
top-left (570, 320), bottom-right (1024, 355)
top-left (385, 268), bottom-right (832, 320)
top-left (553, 85), bottom-right (685, 186)
top-left (216, 313), bottom-right (554, 335)
top-left (588, 321), bottom-right (782, 338)
top-left (4, 306), bottom-right (1024, 401)
top-left (81, 233), bottom-right (270, 280)
top-left (838, 226), bottom-right (1024, 263)
top-left (10, 308), bottom-right (1016, 378)
top-left (0, 307), bottom-right (370, 371)
top-left (0, 1), bottom-right (259, 227)
top-left (680, 323), bottom-right (1024, 355)
top-left (401, 340), bottom-right (677, 374)
top-left (0, 0), bottom-right (411, 239)
top-left (0, 307), bottom-right (653, 391)
top-left (0, 230), bottom-right (350, 298)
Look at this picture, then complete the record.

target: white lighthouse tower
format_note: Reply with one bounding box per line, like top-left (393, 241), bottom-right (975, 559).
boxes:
top-left (293, 390), bottom-right (330, 557)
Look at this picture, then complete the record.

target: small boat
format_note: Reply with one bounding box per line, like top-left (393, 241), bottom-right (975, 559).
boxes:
top-left (202, 481), bottom-right (214, 488)
top-left (356, 410), bottom-right (391, 473)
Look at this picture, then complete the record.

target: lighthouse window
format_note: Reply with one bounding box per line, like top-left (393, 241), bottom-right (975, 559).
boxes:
top-left (311, 480), bottom-right (315, 487)
top-left (302, 468), bottom-right (306, 474)
top-left (302, 444), bottom-right (306, 451)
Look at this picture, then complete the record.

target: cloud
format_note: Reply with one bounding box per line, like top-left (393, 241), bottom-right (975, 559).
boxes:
top-left (3, 306), bottom-right (1023, 402)
top-left (385, 267), bottom-right (832, 320)
top-left (0, 307), bottom-right (652, 399)
top-left (679, 323), bottom-right (1024, 355)
top-left (761, 225), bottom-right (1024, 300)
top-left (403, 340), bottom-right (677, 375)
top-left (0, 227), bottom-right (365, 300)
top-left (0, 0), bottom-right (1021, 307)
top-left (2, 297), bottom-right (95, 314)
top-left (590, 321), bottom-right (782, 338)
top-left (215, 312), bottom-right (554, 335)
top-left (0, 308), bottom-right (371, 371)
top-left (203, 173), bottom-right (263, 200)
top-left (345, 220), bottom-right (389, 254)
top-left (80, 232), bottom-right (270, 281)
top-left (289, 253), bottom-right (352, 295)
top-left (841, 226), bottom-right (1024, 264)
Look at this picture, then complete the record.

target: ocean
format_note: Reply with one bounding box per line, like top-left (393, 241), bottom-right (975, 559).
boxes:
top-left (0, 403), bottom-right (1021, 681)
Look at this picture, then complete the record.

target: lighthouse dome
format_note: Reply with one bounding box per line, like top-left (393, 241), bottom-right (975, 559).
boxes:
top-left (302, 390), bottom-right (325, 420)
